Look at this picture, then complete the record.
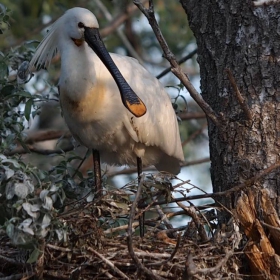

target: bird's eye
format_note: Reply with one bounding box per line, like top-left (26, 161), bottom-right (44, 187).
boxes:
top-left (78, 22), bottom-right (85, 28)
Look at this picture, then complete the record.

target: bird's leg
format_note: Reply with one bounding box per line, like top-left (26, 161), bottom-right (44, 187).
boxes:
top-left (92, 149), bottom-right (102, 197)
top-left (137, 157), bottom-right (145, 237)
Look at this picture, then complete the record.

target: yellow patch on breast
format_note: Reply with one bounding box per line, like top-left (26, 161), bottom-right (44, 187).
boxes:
top-left (60, 80), bottom-right (106, 122)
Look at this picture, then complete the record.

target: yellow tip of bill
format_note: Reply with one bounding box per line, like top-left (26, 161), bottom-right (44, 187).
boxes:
top-left (126, 99), bottom-right (147, 117)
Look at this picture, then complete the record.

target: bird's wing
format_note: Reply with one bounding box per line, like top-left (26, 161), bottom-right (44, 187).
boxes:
top-left (111, 54), bottom-right (184, 162)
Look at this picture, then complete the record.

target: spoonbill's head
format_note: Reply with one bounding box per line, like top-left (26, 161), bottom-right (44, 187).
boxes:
top-left (63, 7), bottom-right (99, 44)
top-left (29, 7), bottom-right (147, 118)
top-left (29, 7), bottom-right (99, 70)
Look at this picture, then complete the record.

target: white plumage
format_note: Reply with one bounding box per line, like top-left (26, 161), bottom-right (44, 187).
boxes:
top-left (29, 7), bottom-right (184, 175)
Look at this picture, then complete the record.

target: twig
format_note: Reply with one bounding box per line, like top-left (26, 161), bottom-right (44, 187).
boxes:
top-left (5, 144), bottom-right (74, 156)
top-left (156, 49), bottom-right (197, 79)
top-left (106, 157), bottom-right (210, 177)
top-left (155, 204), bottom-right (174, 231)
top-left (72, 149), bottom-right (89, 178)
top-left (127, 174), bottom-right (165, 280)
top-left (35, 239), bottom-right (45, 280)
top-left (88, 247), bottom-right (129, 279)
top-left (133, 0), bottom-right (220, 127)
top-left (186, 249), bottom-right (234, 276)
top-left (260, 221), bottom-right (280, 232)
top-left (147, 160), bottom-right (280, 206)
top-left (148, 233), bottom-right (182, 266)
top-left (24, 130), bottom-right (71, 144)
top-left (182, 123), bottom-right (207, 147)
top-left (100, 269), bottom-right (115, 279)
top-left (70, 267), bottom-right (82, 280)
top-left (190, 202), bottom-right (215, 239)
top-left (179, 111), bottom-right (205, 121)
top-left (134, 251), bottom-right (171, 258)
top-left (176, 203), bottom-right (208, 242)
top-left (103, 221), bottom-right (139, 235)
top-left (46, 244), bottom-right (72, 252)
top-left (167, 233), bottom-right (181, 261)
top-left (225, 69), bottom-right (252, 120)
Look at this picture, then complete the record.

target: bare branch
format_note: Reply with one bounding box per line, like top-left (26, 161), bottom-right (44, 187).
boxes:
top-left (146, 160), bottom-right (280, 207)
top-left (182, 123), bottom-right (207, 147)
top-left (5, 144), bottom-right (74, 156)
top-left (88, 247), bottom-right (129, 279)
top-left (106, 157), bottom-right (210, 177)
top-left (24, 130), bottom-right (71, 144)
top-left (179, 111), bottom-right (206, 121)
top-left (176, 203), bottom-right (208, 242)
top-left (186, 249), bottom-right (234, 276)
top-left (156, 49), bottom-right (197, 79)
top-left (154, 204), bottom-right (174, 231)
top-left (260, 221), bottom-right (280, 232)
top-left (133, 0), bottom-right (221, 127)
top-left (148, 233), bottom-right (182, 266)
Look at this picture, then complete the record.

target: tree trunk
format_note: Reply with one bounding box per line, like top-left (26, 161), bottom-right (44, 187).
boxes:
top-left (180, 0), bottom-right (280, 278)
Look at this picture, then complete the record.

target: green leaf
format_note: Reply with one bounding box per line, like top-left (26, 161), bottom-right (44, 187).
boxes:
top-left (14, 91), bottom-right (32, 98)
top-left (24, 99), bottom-right (33, 121)
top-left (3, 14), bottom-right (9, 23)
top-left (1, 85), bottom-right (15, 96)
top-left (0, 61), bottom-right (8, 80)
top-left (6, 223), bottom-right (15, 239)
top-left (27, 247), bottom-right (41, 263)
top-left (17, 138), bottom-right (30, 153)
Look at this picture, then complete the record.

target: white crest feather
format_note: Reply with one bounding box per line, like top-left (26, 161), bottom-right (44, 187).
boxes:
top-left (28, 16), bottom-right (63, 71)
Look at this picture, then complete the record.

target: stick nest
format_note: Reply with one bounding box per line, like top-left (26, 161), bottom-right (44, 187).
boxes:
top-left (0, 175), bottom-right (243, 279)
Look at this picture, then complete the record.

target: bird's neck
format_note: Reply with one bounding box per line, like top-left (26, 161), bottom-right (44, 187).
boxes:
top-left (59, 43), bottom-right (97, 101)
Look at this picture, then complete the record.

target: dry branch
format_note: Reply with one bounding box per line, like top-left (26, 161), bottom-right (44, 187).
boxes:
top-left (133, 0), bottom-right (220, 127)
top-left (156, 49), bottom-right (197, 79)
top-left (88, 247), bottom-right (129, 279)
top-left (143, 160), bottom-right (280, 207)
top-left (176, 203), bottom-right (208, 242)
top-left (186, 249), bottom-right (234, 277)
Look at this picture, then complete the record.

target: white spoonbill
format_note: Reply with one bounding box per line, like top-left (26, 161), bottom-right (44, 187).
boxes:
top-left (29, 7), bottom-right (184, 191)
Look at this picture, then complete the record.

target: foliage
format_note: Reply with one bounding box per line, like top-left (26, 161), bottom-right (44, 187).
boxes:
top-left (0, 7), bottom-right (73, 261)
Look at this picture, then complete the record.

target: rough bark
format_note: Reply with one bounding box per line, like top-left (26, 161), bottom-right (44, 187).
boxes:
top-left (181, 0), bottom-right (280, 205)
top-left (180, 0), bottom-right (280, 277)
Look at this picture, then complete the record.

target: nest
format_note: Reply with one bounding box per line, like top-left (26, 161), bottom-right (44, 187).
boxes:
top-left (0, 174), bottom-right (243, 279)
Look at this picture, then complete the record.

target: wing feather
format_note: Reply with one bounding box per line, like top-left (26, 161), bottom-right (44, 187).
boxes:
top-left (111, 54), bottom-right (184, 162)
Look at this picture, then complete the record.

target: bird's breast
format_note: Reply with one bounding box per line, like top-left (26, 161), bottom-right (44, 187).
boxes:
top-left (59, 77), bottom-right (129, 151)
top-left (59, 80), bottom-right (107, 122)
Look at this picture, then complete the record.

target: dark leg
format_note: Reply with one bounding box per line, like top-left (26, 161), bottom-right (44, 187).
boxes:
top-left (137, 157), bottom-right (145, 237)
top-left (92, 149), bottom-right (102, 196)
